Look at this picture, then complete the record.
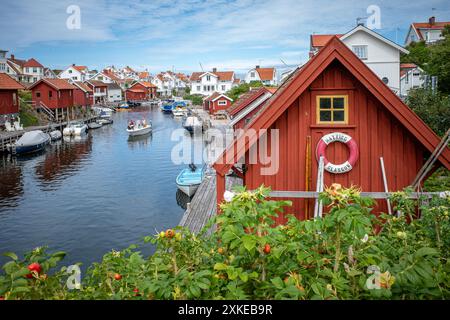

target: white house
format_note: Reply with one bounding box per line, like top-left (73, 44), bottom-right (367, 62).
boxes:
top-left (3, 54), bottom-right (45, 84)
top-left (151, 71), bottom-right (189, 96)
top-left (44, 68), bottom-right (57, 79)
top-left (405, 16), bottom-right (450, 46)
top-left (190, 68), bottom-right (237, 96)
top-left (59, 64), bottom-right (89, 82)
top-left (245, 66), bottom-right (277, 85)
top-left (310, 24), bottom-right (409, 94)
top-left (106, 82), bottom-right (123, 102)
top-left (89, 71), bottom-right (115, 83)
top-left (399, 63), bottom-right (426, 97)
top-left (0, 50), bottom-right (7, 74)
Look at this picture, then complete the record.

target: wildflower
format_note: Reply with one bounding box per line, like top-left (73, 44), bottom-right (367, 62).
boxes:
top-left (223, 191), bottom-right (235, 202)
top-left (361, 234), bottom-right (369, 243)
top-left (347, 245), bottom-right (355, 265)
top-left (379, 271), bottom-right (395, 289)
top-left (343, 262), bottom-right (351, 273)
top-left (396, 231), bottom-right (407, 239)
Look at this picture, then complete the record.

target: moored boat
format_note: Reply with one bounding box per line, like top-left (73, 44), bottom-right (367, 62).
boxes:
top-left (63, 121), bottom-right (88, 136)
top-left (182, 116), bottom-right (202, 133)
top-left (176, 164), bottom-right (205, 197)
top-left (126, 119), bottom-right (152, 136)
top-left (7, 130), bottom-right (50, 154)
top-left (49, 130), bottom-right (62, 141)
top-left (97, 118), bottom-right (113, 125)
top-left (88, 121), bottom-right (103, 129)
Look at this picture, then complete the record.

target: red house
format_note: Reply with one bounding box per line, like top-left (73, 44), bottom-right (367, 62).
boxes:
top-left (29, 78), bottom-right (76, 119)
top-left (227, 87), bottom-right (277, 130)
top-left (214, 37), bottom-right (450, 223)
top-left (203, 92), bottom-right (233, 114)
top-left (125, 81), bottom-right (157, 101)
top-left (0, 73), bottom-right (24, 118)
top-left (73, 81), bottom-right (93, 107)
top-left (84, 80), bottom-right (108, 104)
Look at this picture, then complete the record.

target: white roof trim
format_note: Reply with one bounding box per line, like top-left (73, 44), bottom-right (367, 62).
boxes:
top-left (340, 25), bottom-right (409, 54)
top-left (229, 92), bottom-right (272, 127)
top-left (211, 94), bottom-right (233, 102)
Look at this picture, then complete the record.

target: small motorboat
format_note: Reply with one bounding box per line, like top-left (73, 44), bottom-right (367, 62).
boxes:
top-left (63, 121), bottom-right (88, 136)
top-left (88, 121), bottom-right (102, 129)
top-left (182, 116), bottom-right (202, 133)
top-left (126, 119), bottom-right (152, 136)
top-left (172, 104), bottom-right (188, 117)
top-left (176, 164), bottom-right (205, 197)
top-left (97, 118), bottom-right (113, 125)
top-left (161, 103), bottom-right (174, 113)
top-left (7, 130), bottom-right (50, 154)
top-left (49, 130), bottom-right (62, 141)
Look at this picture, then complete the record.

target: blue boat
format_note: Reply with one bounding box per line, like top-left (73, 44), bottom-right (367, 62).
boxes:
top-left (176, 164), bottom-right (205, 196)
top-left (8, 130), bottom-right (50, 155)
top-left (161, 103), bottom-right (174, 113)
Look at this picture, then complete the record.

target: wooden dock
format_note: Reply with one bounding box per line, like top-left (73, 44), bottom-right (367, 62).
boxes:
top-left (0, 116), bottom-right (98, 153)
top-left (179, 173), bottom-right (241, 234)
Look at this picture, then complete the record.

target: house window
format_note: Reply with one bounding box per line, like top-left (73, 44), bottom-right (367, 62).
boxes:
top-left (49, 91), bottom-right (53, 99)
top-left (36, 92), bottom-right (41, 98)
top-left (68, 69), bottom-right (72, 73)
top-left (251, 71), bottom-right (255, 78)
top-left (206, 75), bottom-right (211, 81)
top-left (316, 95), bottom-right (348, 124)
top-left (351, 45), bottom-right (368, 60)
top-left (221, 85), bottom-right (226, 91)
top-left (197, 86), bottom-right (200, 91)
top-left (218, 100), bottom-right (227, 106)
top-left (33, 67), bottom-right (37, 73)
top-left (405, 73), bottom-right (409, 84)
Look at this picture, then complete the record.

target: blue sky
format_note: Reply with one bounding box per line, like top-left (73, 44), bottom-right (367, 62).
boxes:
top-left (1, 0), bottom-right (449, 74)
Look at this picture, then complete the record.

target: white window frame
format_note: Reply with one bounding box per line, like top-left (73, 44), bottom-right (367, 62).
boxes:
top-left (218, 100), bottom-right (227, 106)
top-left (352, 45), bottom-right (368, 60)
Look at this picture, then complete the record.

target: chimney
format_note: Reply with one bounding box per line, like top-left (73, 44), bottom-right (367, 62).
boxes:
top-left (256, 65), bottom-right (260, 69)
top-left (10, 54), bottom-right (15, 60)
top-left (72, 63), bottom-right (75, 66)
top-left (212, 67), bottom-right (217, 73)
top-left (429, 16), bottom-right (436, 25)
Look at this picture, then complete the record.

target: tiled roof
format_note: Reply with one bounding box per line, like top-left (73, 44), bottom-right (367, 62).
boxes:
top-left (227, 87), bottom-right (272, 117)
top-left (311, 34), bottom-right (344, 47)
top-left (139, 81), bottom-right (157, 88)
top-left (256, 68), bottom-right (275, 81)
top-left (73, 81), bottom-right (93, 92)
top-left (139, 71), bottom-right (149, 79)
top-left (73, 65), bottom-right (88, 72)
top-left (106, 82), bottom-right (122, 90)
top-left (102, 70), bottom-right (120, 81)
top-left (412, 21), bottom-right (450, 40)
top-left (0, 73), bottom-right (25, 90)
top-left (204, 92), bottom-right (221, 102)
top-left (190, 71), bottom-right (235, 82)
top-left (29, 78), bottom-right (76, 90)
top-left (400, 63), bottom-right (418, 69)
top-left (23, 58), bottom-right (44, 68)
top-left (86, 80), bottom-right (108, 87)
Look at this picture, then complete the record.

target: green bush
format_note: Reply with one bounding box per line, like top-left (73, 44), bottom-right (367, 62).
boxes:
top-left (183, 94), bottom-right (203, 106)
top-left (1, 185), bottom-right (449, 300)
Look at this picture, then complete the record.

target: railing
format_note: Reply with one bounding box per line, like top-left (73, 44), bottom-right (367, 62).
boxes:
top-left (37, 102), bottom-right (56, 121)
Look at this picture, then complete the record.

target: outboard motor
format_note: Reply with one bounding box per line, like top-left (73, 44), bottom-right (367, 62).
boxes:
top-left (189, 163), bottom-right (197, 172)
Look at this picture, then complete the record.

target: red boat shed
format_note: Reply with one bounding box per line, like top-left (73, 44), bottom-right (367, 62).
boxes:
top-left (73, 81), bottom-right (93, 107)
top-left (203, 92), bottom-right (233, 114)
top-left (214, 37), bottom-right (450, 223)
top-left (29, 79), bottom-right (76, 119)
top-left (0, 73), bottom-right (24, 117)
top-left (227, 87), bottom-right (277, 131)
top-left (125, 81), bottom-right (157, 101)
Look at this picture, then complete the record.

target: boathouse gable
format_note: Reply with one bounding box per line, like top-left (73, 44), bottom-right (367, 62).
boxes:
top-left (213, 36), bottom-right (450, 222)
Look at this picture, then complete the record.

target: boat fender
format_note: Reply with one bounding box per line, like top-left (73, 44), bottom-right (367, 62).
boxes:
top-left (316, 132), bottom-right (358, 174)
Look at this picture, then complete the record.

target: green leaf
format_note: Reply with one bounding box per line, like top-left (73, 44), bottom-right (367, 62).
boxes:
top-left (415, 247), bottom-right (438, 258)
top-left (189, 285), bottom-right (201, 298)
top-left (11, 278), bottom-right (28, 288)
top-left (3, 252), bottom-right (18, 261)
top-left (11, 286), bottom-right (30, 294)
top-left (11, 268), bottom-right (30, 280)
top-left (3, 261), bottom-right (17, 274)
top-left (214, 263), bottom-right (228, 271)
top-left (242, 235), bottom-right (256, 252)
top-left (239, 272), bottom-right (248, 283)
top-left (271, 277), bottom-right (284, 289)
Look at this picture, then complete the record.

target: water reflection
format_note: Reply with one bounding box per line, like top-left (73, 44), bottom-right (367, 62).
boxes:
top-left (0, 157), bottom-right (23, 208)
top-left (176, 189), bottom-right (193, 210)
top-left (35, 135), bottom-right (93, 187)
top-left (127, 133), bottom-right (152, 150)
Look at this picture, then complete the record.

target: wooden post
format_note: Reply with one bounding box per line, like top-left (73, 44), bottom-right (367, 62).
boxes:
top-left (304, 136), bottom-right (311, 219)
top-left (380, 157), bottom-right (392, 215)
top-left (313, 156), bottom-right (324, 219)
top-left (216, 173), bottom-right (225, 213)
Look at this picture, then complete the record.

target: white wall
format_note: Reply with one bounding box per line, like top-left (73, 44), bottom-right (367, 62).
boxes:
top-left (59, 67), bottom-right (84, 82)
top-left (400, 68), bottom-right (425, 97)
top-left (342, 30), bottom-right (401, 93)
top-left (107, 88), bottom-right (122, 102)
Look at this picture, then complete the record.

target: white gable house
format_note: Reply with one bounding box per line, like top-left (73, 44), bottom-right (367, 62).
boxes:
top-left (190, 68), bottom-right (237, 96)
top-left (59, 65), bottom-right (89, 82)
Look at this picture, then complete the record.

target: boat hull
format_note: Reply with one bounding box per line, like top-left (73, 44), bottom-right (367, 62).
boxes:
top-left (63, 125), bottom-right (88, 136)
top-left (127, 126), bottom-right (152, 136)
top-left (176, 183), bottom-right (200, 197)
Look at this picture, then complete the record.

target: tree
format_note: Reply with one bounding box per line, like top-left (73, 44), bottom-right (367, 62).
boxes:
top-left (405, 88), bottom-right (450, 137)
top-left (226, 81), bottom-right (263, 102)
top-left (401, 41), bottom-right (430, 67)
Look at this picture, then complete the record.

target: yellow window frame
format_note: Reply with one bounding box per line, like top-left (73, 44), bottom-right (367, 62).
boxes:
top-left (316, 95), bottom-right (348, 124)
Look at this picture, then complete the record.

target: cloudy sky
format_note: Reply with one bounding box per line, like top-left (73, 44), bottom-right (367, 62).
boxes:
top-left (1, 0), bottom-right (449, 74)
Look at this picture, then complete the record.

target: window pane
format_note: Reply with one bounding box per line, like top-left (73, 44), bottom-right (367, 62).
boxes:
top-left (333, 97), bottom-right (344, 109)
top-left (333, 111), bottom-right (345, 122)
top-left (320, 98), bottom-right (331, 109)
top-left (320, 111), bottom-right (331, 122)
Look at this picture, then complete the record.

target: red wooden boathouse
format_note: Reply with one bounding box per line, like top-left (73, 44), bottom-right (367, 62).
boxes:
top-left (125, 81), bottom-right (157, 101)
top-left (203, 92), bottom-right (233, 114)
top-left (213, 37), bottom-right (450, 223)
top-left (0, 73), bottom-right (24, 119)
top-left (73, 81), bottom-right (93, 107)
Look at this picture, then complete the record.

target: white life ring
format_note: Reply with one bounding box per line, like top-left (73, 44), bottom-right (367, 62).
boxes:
top-left (316, 132), bottom-right (359, 174)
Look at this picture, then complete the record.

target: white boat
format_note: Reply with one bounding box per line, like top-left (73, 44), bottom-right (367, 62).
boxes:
top-left (97, 118), bottom-right (113, 125)
top-left (176, 164), bottom-right (205, 197)
top-left (88, 121), bottom-right (102, 129)
top-left (92, 106), bottom-right (114, 118)
top-left (126, 120), bottom-right (152, 136)
top-left (49, 130), bottom-right (62, 141)
top-left (182, 116), bottom-right (202, 133)
top-left (7, 130), bottom-right (50, 154)
top-left (63, 121), bottom-right (88, 136)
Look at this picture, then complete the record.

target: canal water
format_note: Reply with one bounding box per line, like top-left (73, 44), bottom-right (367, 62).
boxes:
top-left (0, 107), bottom-right (205, 268)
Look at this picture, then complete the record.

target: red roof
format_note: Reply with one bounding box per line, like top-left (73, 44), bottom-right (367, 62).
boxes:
top-left (190, 71), bottom-right (235, 82)
top-left (139, 81), bottom-right (157, 88)
top-left (204, 92), bottom-right (232, 102)
top-left (412, 21), bottom-right (450, 40)
top-left (400, 63), bottom-right (418, 69)
top-left (73, 81), bottom-right (93, 93)
top-left (0, 73), bottom-right (25, 90)
top-left (138, 71), bottom-right (149, 79)
top-left (73, 65), bottom-right (88, 72)
top-left (214, 36), bottom-right (450, 175)
top-left (256, 68), bottom-right (275, 81)
top-left (102, 70), bottom-right (120, 81)
top-left (311, 34), bottom-right (344, 47)
top-left (86, 80), bottom-right (108, 87)
top-left (28, 78), bottom-right (76, 90)
top-left (126, 89), bottom-right (146, 93)
top-left (227, 87), bottom-right (272, 117)
top-left (23, 58), bottom-right (44, 68)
